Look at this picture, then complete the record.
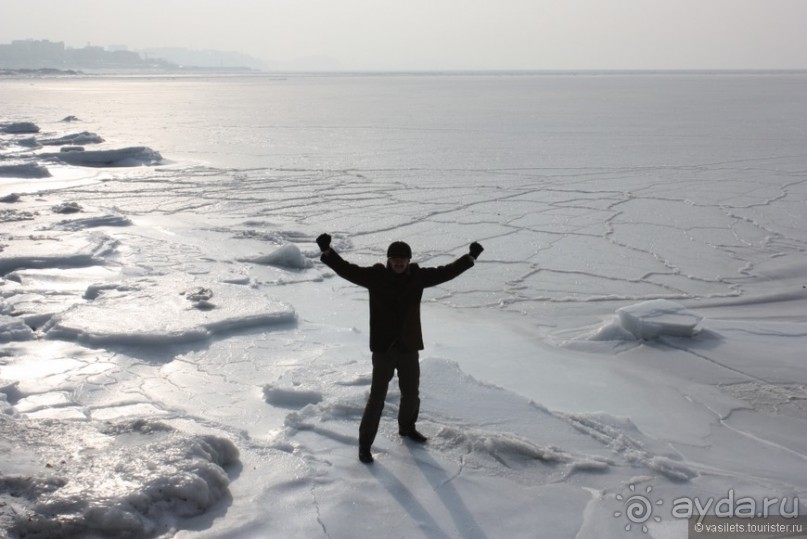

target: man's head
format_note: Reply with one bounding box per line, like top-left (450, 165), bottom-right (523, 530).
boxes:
top-left (387, 241), bottom-right (412, 274)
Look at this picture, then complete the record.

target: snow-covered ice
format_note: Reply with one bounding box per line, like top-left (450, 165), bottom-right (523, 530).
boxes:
top-left (1, 73), bottom-right (806, 538)
top-left (0, 415), bottom-right (239, 538)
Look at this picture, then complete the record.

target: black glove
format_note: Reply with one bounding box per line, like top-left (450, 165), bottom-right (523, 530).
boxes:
top-left (316, 233), bottom-right (332, 252)
top-left (469, 242), bottom-right (484, 259)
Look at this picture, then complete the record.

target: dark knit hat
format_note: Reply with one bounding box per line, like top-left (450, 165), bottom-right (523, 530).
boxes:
top-left (387, 241), bottom-right (412, 259)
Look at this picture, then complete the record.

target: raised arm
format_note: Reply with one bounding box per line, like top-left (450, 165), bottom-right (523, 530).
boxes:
top-left (420, 242), bottom-right (484, 287)
top-left (317, 233), bottom-right (378, 288)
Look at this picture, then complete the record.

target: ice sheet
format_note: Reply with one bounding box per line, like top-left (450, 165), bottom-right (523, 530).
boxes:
top-left (1, 74), bottom-right (806, 538)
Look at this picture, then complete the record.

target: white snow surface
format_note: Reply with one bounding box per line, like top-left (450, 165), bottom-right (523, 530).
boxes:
top-left (1, 73), bottom-right (806, 539)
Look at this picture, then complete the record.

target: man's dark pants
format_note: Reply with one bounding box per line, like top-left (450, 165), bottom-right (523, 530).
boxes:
top-left (359, 349), bottom-right (420, 450)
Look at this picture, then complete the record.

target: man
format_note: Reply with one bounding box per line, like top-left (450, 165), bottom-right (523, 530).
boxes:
top-left (317, 234), bottom-right (484, 464)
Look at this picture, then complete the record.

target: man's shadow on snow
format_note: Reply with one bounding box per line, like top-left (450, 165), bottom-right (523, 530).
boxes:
top-left (370, 443), bottom-right (489, 539)
top-left (407, 444), bottom-right (490, 539)
top-left (369, 462), bottom-right (455, 539)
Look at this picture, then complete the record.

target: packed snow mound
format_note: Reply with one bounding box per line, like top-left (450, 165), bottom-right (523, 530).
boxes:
top-left (243, 243), bottom-right (313, 270)
top-left (0, 162), bottom-right (51, 178)
top-left (0, 415), bottom-right (239, 538)
top-left (43, 277), bottom-right (296, 345)
top-left (40, 146), bottom-right (163, 167)
top-left (616, 299), bottom-right (703, 339)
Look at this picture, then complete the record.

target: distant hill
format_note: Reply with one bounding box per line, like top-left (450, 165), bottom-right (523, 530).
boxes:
top-left (0, 40), bottom-right (264, 72)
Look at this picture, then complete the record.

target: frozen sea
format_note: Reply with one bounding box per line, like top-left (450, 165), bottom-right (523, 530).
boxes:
top-left (1, 72), bottom-right (806, 538)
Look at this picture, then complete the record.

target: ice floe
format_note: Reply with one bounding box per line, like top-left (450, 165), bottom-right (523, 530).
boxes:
top-left (43, 278), bottom-right (296, 346)
top-left (0, 122), bottom-right (40, 134)
top-left (0, 230), bottom-right (118, 275)
top-left (0, 163), bottom-right (51, 178)
top-left (39, 131), bottom-right (104, 146)
top-left (40, 146), bottom-right (163, 167)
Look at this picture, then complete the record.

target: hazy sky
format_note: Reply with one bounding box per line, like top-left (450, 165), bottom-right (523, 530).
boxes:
top-left (2, 0), bottom-right (806, 70)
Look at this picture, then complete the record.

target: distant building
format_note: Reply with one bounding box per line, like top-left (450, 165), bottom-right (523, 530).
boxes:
top-left (0, 40), bottom-right (67, 68)
top-left (0, 39), bottom-right (176, 70)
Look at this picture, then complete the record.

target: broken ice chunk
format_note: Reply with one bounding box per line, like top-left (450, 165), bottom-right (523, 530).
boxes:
top-left (52, 201), bottom-right (82, 214)
top-left (183, 287), bottom-right (215, 310)
top-left (242, 243), bottom-right (313, 270)
top-left (0, 314), bottom-right (35, 342)
top-left (616, 299), bottom-right (702, 339)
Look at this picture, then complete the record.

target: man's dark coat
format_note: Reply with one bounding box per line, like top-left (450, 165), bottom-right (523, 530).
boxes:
top-left (321, 250), bottom-right (474, 352)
